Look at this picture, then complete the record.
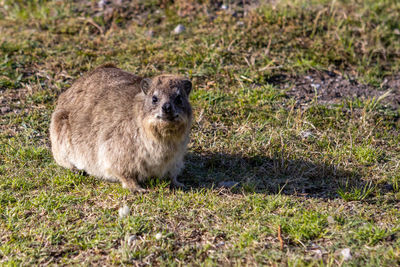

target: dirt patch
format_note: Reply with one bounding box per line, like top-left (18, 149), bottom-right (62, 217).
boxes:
top-left (268, 70), bottom-right (400, 109)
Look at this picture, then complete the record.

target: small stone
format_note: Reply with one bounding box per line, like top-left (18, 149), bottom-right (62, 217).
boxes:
top-left (173, 24), bottom-right (185, 35)
top-left (218, 181), bottom-right (239, 188)
top-left (1, 106), bottom-right (10, 114)
top-left (311, 83), bottom-right (321, 90)
top-left (145, 30), bottom-right (154, 38)
top-left (118, 205), bottom-right (130, 218)
top-left (313, 249), bottom-right (322, 259)
top-left (104, 7), bottom-right (114, 17)
top-left (300, 131), bottom-right (313, 139)
top-left (327, 216), bottom-right (335, 224)
top-left (221, 4), bottom-right (228, 10)
top-left (216, 241), bottom-right (225, 247)
top-left (98, 0), bottom-right (109, 9)
top-left (155, 232), bottom-right (162, 240)
top-left (127, 235), bottom-right (137, 246)
top-left (340, 248), bottom-right (352, 261)
top-left (394, 29), bottom-right (400, 35)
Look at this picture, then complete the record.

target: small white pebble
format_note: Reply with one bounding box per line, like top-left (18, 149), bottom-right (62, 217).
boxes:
top-left (127, 235), bottom-right (137, 246)
top-left (300, 131), bottom-right (313, 139)
top-left (155, 232), bottom-right (163, 240)
top-left (313, 249), bottom-right (322, 259)
top-left (311, 83), bottom-right (321, 90)
top-left (118, 205), bottom-right (130, 218)
top-left (327, 216), bottom-right (335, 224)
top-left (145, 30), bottom-right (154, 38)
top-left (98, 0), bottom-right (107, 9)
top-left (216, 241), bottom-right (225, 247)
top-left (173, 24), bottom-right (185, 35)
top-left (341, 248), bottom-right (352, 261)
top-left (221, 4), bottom-right (228, 10)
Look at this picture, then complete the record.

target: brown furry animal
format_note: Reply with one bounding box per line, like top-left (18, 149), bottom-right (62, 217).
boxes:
top-left (50, 64), bottom-right (192, 192)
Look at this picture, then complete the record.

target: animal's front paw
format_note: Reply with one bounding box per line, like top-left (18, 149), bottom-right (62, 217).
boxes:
top-left (121, 180), bottom-right (148, 194)
top-left (131, 187), bottom-right (148, 194)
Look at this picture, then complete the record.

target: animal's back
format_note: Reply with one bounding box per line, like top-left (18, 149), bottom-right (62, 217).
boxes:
top-left (57, 64), bottom-right (142, 118)
top-left (50, 65), bottom-right (143, 176)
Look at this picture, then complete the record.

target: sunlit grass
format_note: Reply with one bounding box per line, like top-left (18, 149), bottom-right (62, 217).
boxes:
top-left (0, 0), bottom-right (399, 265)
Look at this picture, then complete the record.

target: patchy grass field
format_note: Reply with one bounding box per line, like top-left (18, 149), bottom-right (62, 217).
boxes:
top-left (1, 0), bottom-right (400, 265)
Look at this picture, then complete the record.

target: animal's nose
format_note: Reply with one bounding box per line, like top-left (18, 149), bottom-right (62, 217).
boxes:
top-left (162, 102), bottom-right (172, 113)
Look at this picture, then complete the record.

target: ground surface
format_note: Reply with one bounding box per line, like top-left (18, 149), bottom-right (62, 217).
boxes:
top-left (0, 0), bottom-right (399, 266)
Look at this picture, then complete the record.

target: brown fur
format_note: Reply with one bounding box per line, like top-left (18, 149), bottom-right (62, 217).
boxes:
top-left (49, 64), bottom-right (192, 192)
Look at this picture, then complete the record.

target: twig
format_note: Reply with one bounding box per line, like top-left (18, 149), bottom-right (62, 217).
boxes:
top-left (278, 225), bottom-right (284, 250)
top-left (78, 17), bottom-right (104, 35)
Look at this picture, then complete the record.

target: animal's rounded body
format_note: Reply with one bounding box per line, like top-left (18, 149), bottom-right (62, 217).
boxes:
top-left (50, 64), bottom-right (192, 192)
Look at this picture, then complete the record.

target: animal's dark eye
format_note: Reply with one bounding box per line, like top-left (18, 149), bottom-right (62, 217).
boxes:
top-left (152, 96), bottom-right (158, 104)
top-left (175, 95), bottom-right (182, 105)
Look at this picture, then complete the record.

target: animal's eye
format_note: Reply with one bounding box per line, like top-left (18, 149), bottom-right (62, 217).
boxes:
top-left (175, 95), bottom-right (182, 105)
top-left (152, 96), bottom-right (158, 104)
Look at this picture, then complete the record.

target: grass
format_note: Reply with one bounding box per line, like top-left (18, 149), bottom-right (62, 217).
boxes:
top-left (1, 0), bottom-right (400, 265)
top-left (337, 182), bottom-right (376, 201)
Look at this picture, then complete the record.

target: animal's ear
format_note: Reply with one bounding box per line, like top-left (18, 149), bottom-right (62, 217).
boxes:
top-left (140, 78), bottom-right (151, 95)
top-left (182, 79), bottom-right (192, 96)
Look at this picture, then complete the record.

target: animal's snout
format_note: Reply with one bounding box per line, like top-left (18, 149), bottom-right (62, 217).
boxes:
top-left (162, 102), bottom-right (172, 114)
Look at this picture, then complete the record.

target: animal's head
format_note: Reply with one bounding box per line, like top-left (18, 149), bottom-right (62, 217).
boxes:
top-left (140, 75), bottom-right (192, 140)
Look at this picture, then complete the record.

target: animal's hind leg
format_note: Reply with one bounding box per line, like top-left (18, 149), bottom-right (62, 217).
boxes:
top-left (49, 109), bottom-right (75, 170)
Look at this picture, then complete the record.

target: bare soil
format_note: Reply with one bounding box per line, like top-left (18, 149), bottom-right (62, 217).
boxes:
top-left (269, 70), bottom-right (400, 109)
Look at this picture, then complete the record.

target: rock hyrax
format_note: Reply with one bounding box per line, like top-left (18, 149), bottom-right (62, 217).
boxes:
top-left (50, 64), bottom-right (193, 192)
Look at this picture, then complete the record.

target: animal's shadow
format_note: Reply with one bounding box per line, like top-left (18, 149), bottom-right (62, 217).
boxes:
top-left (180, 152), bottom-right (364, 199)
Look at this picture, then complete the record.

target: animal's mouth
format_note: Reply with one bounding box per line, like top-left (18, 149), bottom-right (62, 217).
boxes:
top-left (156, 114), bottom-right (179, 122)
